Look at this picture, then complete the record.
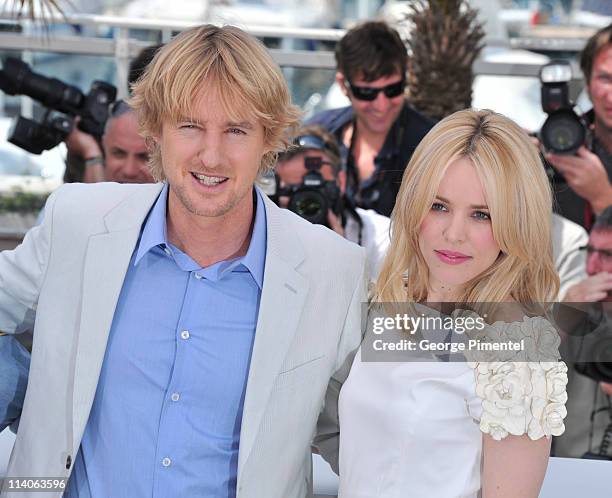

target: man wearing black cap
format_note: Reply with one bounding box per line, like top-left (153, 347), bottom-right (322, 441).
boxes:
top-left (276, 125), bottom-right (390, 278)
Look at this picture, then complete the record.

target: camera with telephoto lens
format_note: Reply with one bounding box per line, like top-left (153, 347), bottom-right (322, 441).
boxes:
top-left (539, 60), bottom-right (590, 155)
top-left (0, 57), bottom-right (117, 154)
top-left (277, 156), bottom-right (341, 226)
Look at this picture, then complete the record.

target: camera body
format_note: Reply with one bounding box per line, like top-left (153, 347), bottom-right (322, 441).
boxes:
top-left (8, 114), bottom-right (73, 155)
top-left (570, 302), bottom-right (612, 383)
top-left (539, 60), bottom-right (590, 155)
top-left (277, 156), bottom-right (341, 226)
top-left (0, 57), bottom-right (117, 154)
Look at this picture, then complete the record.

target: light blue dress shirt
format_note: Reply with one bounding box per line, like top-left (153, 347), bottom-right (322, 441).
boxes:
top-left (65, 184), bottom-right (267, 498)
top-left (0, 335), bottom-right (29, 432)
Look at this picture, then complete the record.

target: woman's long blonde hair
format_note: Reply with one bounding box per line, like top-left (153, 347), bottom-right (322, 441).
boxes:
top-left (373, 109), bottom-right (559, 305)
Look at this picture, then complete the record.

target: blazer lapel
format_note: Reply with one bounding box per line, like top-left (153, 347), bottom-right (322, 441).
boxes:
top-left (237, 196), bottom-right (310, 478)
top-left (71, 184), bottom-right (163, 446)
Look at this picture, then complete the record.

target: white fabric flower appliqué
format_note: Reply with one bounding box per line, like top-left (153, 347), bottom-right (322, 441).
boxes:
top-left (468, 317), bottom-right (568, 441)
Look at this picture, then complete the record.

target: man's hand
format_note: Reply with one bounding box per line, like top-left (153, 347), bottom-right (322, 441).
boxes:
top-left (547, 146), bottom-right (612, 214)
top-left (563, 273), bottom-right (612, 302)
top-left (65, 118), bottom-right (102, 160)
top-left (65, 117), bottom-right (105, 183)
top-left (327, 210), bottom-right (344, 237)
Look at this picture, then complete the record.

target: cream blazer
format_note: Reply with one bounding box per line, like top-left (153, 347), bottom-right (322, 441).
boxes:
top-left (0, 182), bottom-right (366, 498)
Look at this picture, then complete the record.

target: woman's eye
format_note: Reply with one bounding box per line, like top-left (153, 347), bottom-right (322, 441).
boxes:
top-left (431, 202), bottom-right (447, 212)
top-left (179, 123), bottom-right (197, 130)
top-left (228, 127), bottom-right (246, 135)
top-left (473, 210), bottom-right (491, 221)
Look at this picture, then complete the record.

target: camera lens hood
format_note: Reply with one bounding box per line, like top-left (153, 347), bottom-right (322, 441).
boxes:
top-left (541, 109), bottom-right (586, 155)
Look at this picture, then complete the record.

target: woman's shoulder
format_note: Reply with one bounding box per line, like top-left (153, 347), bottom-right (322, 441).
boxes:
top-left (465, 306), bottom-right (568, 442)
top-left (470, 360), bottom-right (568, 441)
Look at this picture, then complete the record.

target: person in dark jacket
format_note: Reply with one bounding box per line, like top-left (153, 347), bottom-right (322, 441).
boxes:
top-left (307, 21), bottom-right (434, 217)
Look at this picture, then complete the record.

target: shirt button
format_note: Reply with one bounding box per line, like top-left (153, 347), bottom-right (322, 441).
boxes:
top-left (163, 247), bottom-right (172, 256)
top-left (162, 457), bottom-right (172, 467)
top-left (171, 392), bottom-right (180, 402)
top-left (180, 330), bottom-right (190, 340)
top-left (194, 273), bottom-right (203, 280)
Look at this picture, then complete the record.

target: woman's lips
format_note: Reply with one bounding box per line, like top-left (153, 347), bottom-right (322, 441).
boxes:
top-left (434, 249), bottom-right (472, 265)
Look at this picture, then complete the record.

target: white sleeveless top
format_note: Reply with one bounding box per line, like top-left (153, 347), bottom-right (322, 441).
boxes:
top-left (338, 316), bottom-right (568, 498)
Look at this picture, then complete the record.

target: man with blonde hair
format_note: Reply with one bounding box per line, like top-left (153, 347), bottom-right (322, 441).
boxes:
top-left (0, 24), bottom-right (366, 498)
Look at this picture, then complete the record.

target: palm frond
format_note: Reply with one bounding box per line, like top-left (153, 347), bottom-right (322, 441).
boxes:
top-left (404, 0), bottom-right (485, 121)
top-left (3, 0), bottom-right (69, 23)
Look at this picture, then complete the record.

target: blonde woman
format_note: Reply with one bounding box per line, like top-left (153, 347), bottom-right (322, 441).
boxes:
top-left (338, 109), bottom-right (568, 497)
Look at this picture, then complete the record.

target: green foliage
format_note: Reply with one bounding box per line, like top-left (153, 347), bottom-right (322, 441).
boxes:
top-left (0, 190), bottom-right (49, 213)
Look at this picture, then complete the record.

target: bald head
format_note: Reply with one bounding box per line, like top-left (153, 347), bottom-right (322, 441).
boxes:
top-left (102, 108), bottom-right (153, 183)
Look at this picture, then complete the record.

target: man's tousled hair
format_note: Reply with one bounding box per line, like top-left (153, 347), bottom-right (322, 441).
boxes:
top-left (581, 23), bottom-right (612, 84)
top-left (335, 21), bottom-right (407, 82)
top-left (130, 24), bottom-right (301, 181)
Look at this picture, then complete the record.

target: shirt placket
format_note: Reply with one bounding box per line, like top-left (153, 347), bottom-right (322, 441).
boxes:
top-left (152, 269), bottom-right (201, 497)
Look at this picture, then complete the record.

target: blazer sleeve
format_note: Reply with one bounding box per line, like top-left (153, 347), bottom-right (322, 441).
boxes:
top-left (0, 187), bottom-right (60, 335)
top-left (0, 189), bottom-right (62, 433)
top-left (312, 251), bottom-right (367, 473)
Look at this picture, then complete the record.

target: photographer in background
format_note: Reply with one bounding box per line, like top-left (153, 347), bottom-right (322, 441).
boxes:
top-left (555, 206), bottom-right (612, 458)
top-left (65, 100), bottom-right (152, 184)
top-left (63, 44), bottom-right (161, 183)
top-left (546, 23), bottom-right (612, 229)
top-left (307, 21), bottom-right (433, 217)
top-left (276, 125), bottom-right (390, 278)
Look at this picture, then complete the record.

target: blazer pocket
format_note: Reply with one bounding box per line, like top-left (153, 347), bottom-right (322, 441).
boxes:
top-left (274, 354), bottom-right (326, 390)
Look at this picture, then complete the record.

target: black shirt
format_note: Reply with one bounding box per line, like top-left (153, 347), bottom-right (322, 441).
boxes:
top-left (307, 102), bottom-right (435, 217)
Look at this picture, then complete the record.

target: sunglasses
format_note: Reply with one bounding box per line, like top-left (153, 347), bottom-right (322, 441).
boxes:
top-left (345, 79), bottom-right (406, 101)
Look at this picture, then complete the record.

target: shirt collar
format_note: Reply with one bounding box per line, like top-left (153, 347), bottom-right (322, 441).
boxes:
top-left (134, 183), bottom-right (169, 263)
top-left (134, 184), bottom-right (267, 289)
top-left (235, 187), bottom-right (266, 289)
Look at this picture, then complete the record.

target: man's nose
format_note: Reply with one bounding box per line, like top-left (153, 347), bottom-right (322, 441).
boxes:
top-left (122, 156), bottom-right (141, 178)
top-left (197, 133), bottom-right (224, 168)
top-left (371, 91), bottom-right (391, 112)
top-left (587, 251), bottom-right (602, 275)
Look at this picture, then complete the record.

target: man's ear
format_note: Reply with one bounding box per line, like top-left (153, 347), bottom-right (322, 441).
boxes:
top-left (336, 72), bottom-right (348, 97)
top-left (337, 169), bottom-right (347, 194)
top-left (150, 129), bottom-right (161, 146)
top-left (262, 140), bottom-right (275, 159)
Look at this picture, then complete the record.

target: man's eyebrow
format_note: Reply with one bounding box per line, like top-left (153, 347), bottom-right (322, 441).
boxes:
top-left (435, 195), bottom-right (489, 210)
top-left (175, 117), bottom-right (253, 129)
top-left (227, 121), bottom-right (254, 129)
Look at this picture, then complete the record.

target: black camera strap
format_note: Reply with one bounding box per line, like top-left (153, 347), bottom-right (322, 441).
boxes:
top-left (587, 389), bottom-right (612, 459)
top-left (342, 194), bottom-right (364, 246)
top-left (346, 118), bottom-right (360, 199)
